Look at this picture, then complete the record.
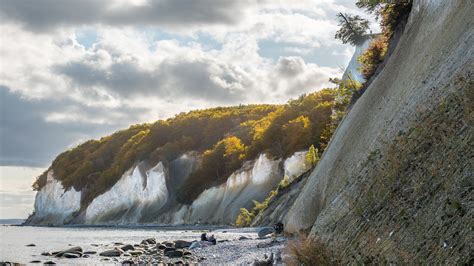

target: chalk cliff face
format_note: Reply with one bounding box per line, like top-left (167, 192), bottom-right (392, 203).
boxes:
top-left (29, 152), bottom-right (306, 225)
top-left (280, 0), bottom-right (472, 263)
top-left (28, 170), bottom-right (81, 225)
top-left (85, 162), bottom-right (168, 224)
top-left (283, 151), bottom-right (307, 180)
top-left (179, 153), bottom-right (282, 224)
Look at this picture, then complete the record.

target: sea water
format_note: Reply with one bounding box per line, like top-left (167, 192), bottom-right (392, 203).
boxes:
top-left (0, 225), bottom-right (235, 264)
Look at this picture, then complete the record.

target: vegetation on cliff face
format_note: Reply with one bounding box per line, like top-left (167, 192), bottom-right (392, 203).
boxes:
top-left (34, 89), bottom-right (339, 207)
top-left (357, 0), bottom-right (412, 82)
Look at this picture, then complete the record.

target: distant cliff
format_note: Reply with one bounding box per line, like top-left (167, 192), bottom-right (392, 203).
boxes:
top-left (26, 88), bottom-right (337, 225)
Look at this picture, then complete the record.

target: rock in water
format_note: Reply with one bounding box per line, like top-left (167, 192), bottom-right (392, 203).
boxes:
top-left (258, 227), bottom-right (274, 238)
top-left (26, 244), bottom-right (36, 247)
top-left (120, 244), bottom-right (134, 252)
top-left (55, 246), bottom-right (83, 257)
top-left (174, 240), bottom-right (193, 248)
top-left (62, 253), bottom-right (80, 259)
top-left (99, 250), bottom-right (122, 257)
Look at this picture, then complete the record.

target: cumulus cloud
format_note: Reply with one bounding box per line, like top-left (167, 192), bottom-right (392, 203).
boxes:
top-left (0, 0), bottom-right (377, 168)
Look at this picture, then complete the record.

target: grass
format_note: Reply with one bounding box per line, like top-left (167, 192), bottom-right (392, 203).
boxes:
top-left (285, 235), bottom-right (339, 266)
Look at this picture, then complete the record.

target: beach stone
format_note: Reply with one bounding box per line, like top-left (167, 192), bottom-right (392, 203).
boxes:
top-left (29, 260), bottom-right (41, 263)
top-left (183, 251), bottom-right (192, 256)
top-left (165, 249), bottom-right (184, 258)
top-left (258, 227), bottom-right (274, 238)
top-left (115, 247), bottom-right (125, 253)
top-left (44, 261), bottom-right (56, 264)
top-left (99, 250), bottom-right (122, 257)
top-left (26, 243), bottom-right (36, 247)
top-left (114, 242), bottom-right (124, 245)
top-left (55, 246), bottom-right (83, 257)
top-left (174, 240), bottom-right (192, 249)
top-left (41, 252), bottom-right (51, 256)
top-left (238, 236), bottom-right (250, 240)
top-left (84, 251), bottom-right (96, 255)
top-left (157, 244), bottom-right (167, 250)
top-left (83, 255), bottom-right (90, 258)
top-left (143, 238), bottom-right (156, 245)
top-left (120, 244), bottom-right (134, 252)
top-left (129, 250), bottom-right (143, 256)
top-left (163, 241), bottom-right (174, 247)
top-left (122, 260), bottom-right (134, 265)
top-left (62, 253), bottom-right (80, 259)
top-left (164, 247), bottom-right (176, 252)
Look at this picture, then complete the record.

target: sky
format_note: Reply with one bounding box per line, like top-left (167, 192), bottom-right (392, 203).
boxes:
top-left (0, 0), bottom-right (377, 219)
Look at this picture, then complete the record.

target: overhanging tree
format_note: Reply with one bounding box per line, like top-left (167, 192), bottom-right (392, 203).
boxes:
top-left (335, 13), bottom-right (369, 45)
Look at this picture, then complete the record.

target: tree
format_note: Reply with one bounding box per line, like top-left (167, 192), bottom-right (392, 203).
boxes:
top-left (282, 116), bottom-right (312, 156)
top-left (305, 145), bottom-right (319, 169)
top-left (335, 13), bottom-right (369, 45)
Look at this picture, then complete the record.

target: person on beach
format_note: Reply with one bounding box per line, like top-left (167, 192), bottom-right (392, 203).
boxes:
top-left (207, 234), bottom-right (217, 245)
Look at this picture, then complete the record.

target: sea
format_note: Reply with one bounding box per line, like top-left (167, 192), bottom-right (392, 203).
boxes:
top-left (0, 223), bottom-right (242, 264)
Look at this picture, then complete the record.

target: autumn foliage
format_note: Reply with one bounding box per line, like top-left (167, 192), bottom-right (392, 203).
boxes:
top-left (34, 89), bottom-right (339, 207)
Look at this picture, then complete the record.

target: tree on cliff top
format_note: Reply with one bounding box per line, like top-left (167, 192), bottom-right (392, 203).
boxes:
top-left (335, 13), bottom-right (369, 45)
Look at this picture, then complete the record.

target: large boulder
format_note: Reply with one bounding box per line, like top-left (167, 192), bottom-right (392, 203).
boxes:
top-left (174, 240), bottom-right (193, 249)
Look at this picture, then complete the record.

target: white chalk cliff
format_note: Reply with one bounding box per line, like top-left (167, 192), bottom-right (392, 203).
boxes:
top-left (30, 170), bottom-right (81, 225)
top-left (85, 162), bottom-right (168, 224)
top-left (29, 152), bottom-right (307, 225)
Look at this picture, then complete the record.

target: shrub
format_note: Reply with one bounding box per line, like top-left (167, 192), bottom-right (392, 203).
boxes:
top-left (235, 208), bottom-right (255, 227)
top-left (358, 35), bottom-right (388, 81)
top-left (235, 189), bottom-right (278, 227)
top-left (305, 144), bottom-right (320, 169)
top-left (356, 0), bottom-right (413, 39)
top-left (285, 235), bottom-right (339, 265)
top-left (278, 175), bottom-right (291, 190)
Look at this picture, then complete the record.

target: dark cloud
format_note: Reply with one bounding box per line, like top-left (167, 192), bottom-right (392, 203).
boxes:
top-left (0, 0), bottom-right (251, 32)
top-left (0, 86), bottom-right (147, 167)
top-left (55, 58), bottom-right (246, 103)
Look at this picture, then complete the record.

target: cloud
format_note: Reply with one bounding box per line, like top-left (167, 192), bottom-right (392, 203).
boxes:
top-left (0, 0), bottom-right (255, 32)
top-left (0, 1), bottom-right (374, 168)
top-left (0, 86), bottom-right (149, 166)
top-left (277, 56), bottom-right (306, 77)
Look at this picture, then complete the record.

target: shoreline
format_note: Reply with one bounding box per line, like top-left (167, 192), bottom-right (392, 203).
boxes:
top-left (1, 225), bottom-right (285, 264)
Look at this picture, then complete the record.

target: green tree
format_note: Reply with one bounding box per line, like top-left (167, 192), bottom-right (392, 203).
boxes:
top-left (305, 144), bottom-right (319, 169)
top-left (235, 208), bottom-right (255, 227)
top-left (335, 13), bottom-right (369, 45)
